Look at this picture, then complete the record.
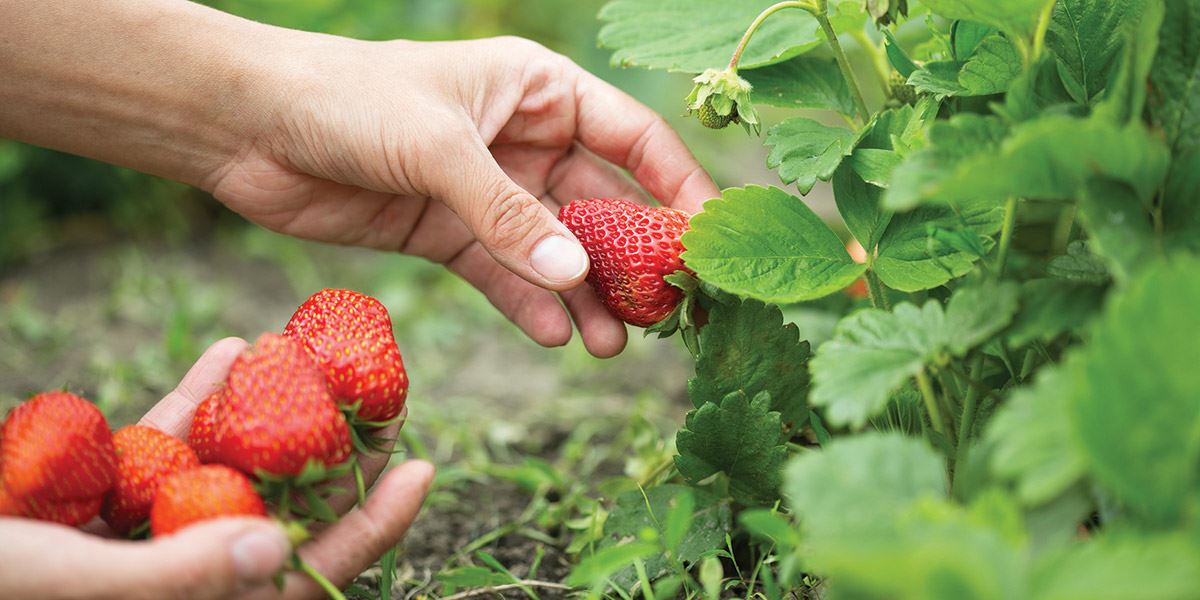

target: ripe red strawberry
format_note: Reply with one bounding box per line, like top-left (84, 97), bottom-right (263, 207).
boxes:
top-left (0, 480), bottom-right (22, 517)
top-left (21, 496), bottom-right (104, 526)
top-left (0, 392), bottom-right (116, 516)
top-left (150, 465), bottom-right (266, 536)
top-left (102, 425), bottom-right (200, 535)
top-left (188, 393), bottom-right (219, 463)
top-left (559, 198), bottom-right (693, 327)
top-left (283, 288), bottom-right (408, 422)
top-left (199, 333), bottom-right (352, 477)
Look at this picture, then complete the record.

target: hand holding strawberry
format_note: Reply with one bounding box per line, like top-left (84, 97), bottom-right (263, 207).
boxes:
top-left (0, 338), bottom-right (434, 599)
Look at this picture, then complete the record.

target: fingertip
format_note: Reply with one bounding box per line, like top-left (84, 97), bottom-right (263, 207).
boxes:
top-left (529, 234), bottom-right (590, 290)
top-left (583, 323), bottom-right (628, 358)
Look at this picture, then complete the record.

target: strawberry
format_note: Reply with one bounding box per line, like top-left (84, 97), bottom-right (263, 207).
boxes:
top-left (559, 198), bottom-right (693, 327)
top-left (102, 425), bottom-right (200, 535)
top-left (283, 288), bottom-right (408, 422)
top-left (150, 465), bottom-right (266, 536)
top-left (0, 480), bottom-right (22, 517)
top-left (198, 333), bottom-right (352, 478)
top-left (21, 496), bottom-right (104, 526)
top-left (188, 392), bottom-right (219, 463)
top-left (0, 391), bottom-right (116, 524)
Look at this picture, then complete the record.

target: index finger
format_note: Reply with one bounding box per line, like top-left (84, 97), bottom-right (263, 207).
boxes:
top-left (139, 337), bottom-right (247, 439)
top-left (574, 71), bottom-right (720, 214)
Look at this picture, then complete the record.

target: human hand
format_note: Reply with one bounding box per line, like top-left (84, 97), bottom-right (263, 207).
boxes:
top-left (208, 34), bottom-right (721, 357)
top-left (0, 338), bottom-right (434, 600)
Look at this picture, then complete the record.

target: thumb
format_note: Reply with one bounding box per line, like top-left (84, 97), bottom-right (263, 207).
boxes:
top-left (99, 518), bottom-right (290, 600)
top-left (434, 136), bottom-right (590, 291)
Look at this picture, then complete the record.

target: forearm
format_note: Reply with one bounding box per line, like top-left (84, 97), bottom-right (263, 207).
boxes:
top-left (0, 0), bottom-right (293, 190)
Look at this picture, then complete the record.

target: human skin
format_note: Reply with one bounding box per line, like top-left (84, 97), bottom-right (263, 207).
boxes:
top-left (0, 0), bottom-right (721, 358)
top-left (0, 338), bottom-right (435, 599)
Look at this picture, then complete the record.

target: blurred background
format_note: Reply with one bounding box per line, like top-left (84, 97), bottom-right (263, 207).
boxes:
top-left (0, 1), bottom-right (832, 592)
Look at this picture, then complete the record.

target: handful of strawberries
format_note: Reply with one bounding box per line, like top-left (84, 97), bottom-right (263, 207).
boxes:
top-left (0, 288), bottom-right (408, 599)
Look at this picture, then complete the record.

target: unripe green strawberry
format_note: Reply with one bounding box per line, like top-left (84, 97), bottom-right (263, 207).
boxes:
top-left (150, 465), bottom-right (266, 536)
top-left (890, 71), bottom-right (916, 105)
top-left (102, 425), bottom-right (201, 535)
top-left (696, 96), bottom-right (735, 129)
top-left (284, 289), bottom-right (408, 422)
top-left (0, 391), bottom-right (116, 526)
top-left (559, 198), bottom-right (693, 327)
top-left (199, 333), bottom-right (352, 478)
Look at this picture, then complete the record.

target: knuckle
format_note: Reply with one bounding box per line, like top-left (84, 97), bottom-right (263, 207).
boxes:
top-left (483, 186), bottom-right (543, 251)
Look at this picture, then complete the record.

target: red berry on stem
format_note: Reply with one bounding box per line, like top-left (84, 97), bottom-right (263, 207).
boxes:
top-left (150, 465), bottom-right (267, 536)
top-left (284, 288), bottom-right (408, 422)
top-left (559, 198), bottom-right (692, 327)
top-left (102, 425), bottom-right (200, 535)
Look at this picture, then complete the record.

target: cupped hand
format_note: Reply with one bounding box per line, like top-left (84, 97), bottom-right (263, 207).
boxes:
top-left (209, 35), bottom-right (720, 357)
top-left (0, 338), bottom-right (434, 600)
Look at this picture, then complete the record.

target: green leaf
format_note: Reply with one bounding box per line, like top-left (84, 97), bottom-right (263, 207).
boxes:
top-left (986, 364), bottom-right (1089, 505)
top-left (1071, 256), bottom-right (1200, 525)
top-left (675, 391), bottom-right (788, 504)
top-left (1148, 0), bottom-right (1200, 154)
top-left (874, 196), bottom-right (1005, 292)
top-left (1032, 533), bottom-right (1200, 599)
top-left (951, 20), bottom-right (995, 60)
top-left (689, 298), bottom-right (812, 427)
top-left (783, 433), bottom-right (946, 540)
top-left (923, 0), bottom-right (1056, 42)
top-left (833, 163), bottom-right (892, 253)
top-left (811, 283), bottom-right (1018, 426)
top-left (907, 61), bottom-right (966, 97)
top-left (765, 118), bottom-right (860, 195)
top-left (1007, 279), bottom-right (1107, 347)
top-left (1047, 241), bottom-right (1111, 284)
top-left (1163, 148), bottom-right (1200, 252)
top-left (883, 28), bottom-right (920, 76)
top-left (566, 541), bottom-right (659, 588)
top-left (600, 485), bottom-right (731, 585)
top-left (682, 186), bottom-right (866, 303)
top-left (743, 56), bottom-right (856, 116)
top-left (883, 113), bottom-right (1009, 212)
top-left (1076, 178), bottom-right (1157, 283)
top-left (1093, 0), bottom-right (1163, 124)
top-left (835, 105), bottom-right (929, 248)
top-left (896, 115), bottom-right (1171, 208)
top-left (958, 33), bottom-right (1022, 95)
top-left (598, 0), bottom-right (821, 72)
top-left (1046, 0), bottom-right (1140, 103)
top-left (846, 148), bottom-right (902, 189)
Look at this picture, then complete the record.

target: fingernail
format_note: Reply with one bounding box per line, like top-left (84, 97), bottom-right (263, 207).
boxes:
top-left (530, 235), bottom-right (589, 284)
top-left (230, 527), bottom-right (290, 583)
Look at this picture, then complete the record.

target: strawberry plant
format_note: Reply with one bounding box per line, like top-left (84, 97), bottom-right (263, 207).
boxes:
top-left (567, 0), bottom-right (1200, 597)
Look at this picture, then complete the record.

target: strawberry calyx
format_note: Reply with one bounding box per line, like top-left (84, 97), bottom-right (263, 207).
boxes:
top-left (254, 456), bottom-right (356, 524)
top-left (645, 271), bottom-right (704, 358)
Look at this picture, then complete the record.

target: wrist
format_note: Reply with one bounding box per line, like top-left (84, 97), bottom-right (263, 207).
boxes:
top-left (0, 1), bottom-right (301, 191)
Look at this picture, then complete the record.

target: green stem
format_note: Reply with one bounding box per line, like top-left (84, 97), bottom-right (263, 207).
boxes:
top-left (1052, 203), bottom-right (1076, 255)
top-left (915, 369), bottom-right (945, 436)
top-left (727, 1), bottom-right (816, 70)
top-left (1031, 0), bottom-right (1056, 61)
top-left (815, 8), bottom-right (871, 124)
top-left (995, 197), bottom-right (1018, 275)
top-left (952, 354), bottom-right (985, 488)
top-left (1018, 348), bottom-right (1037, 382)
top-left (865, 266), bottom-right (891, 310)
top-left (298, 558), bottom-right (347, 600)
top-left (849, 28), bottom-right (891, 95)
